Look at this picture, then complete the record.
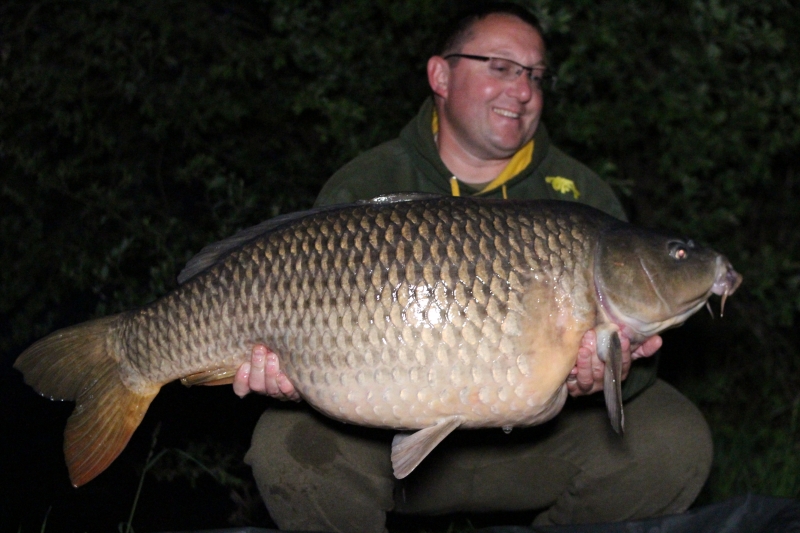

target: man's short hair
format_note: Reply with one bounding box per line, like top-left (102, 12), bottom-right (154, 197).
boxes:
top-left (436, 2), bottom-right (544, 57)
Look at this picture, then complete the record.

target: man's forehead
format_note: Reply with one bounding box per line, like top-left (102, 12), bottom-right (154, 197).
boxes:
top-left (460, 14), bottom-right (546, 58)
top-left (469, 13), bottom-right (540, 35)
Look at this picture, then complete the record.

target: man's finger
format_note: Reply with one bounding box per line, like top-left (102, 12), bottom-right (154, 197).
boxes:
top-left (621, 356), bottom-right (632, 381)
top-left (632, 335), bottom-right (663, 359)
top-left (574, 347), bottom-right (596, 392)
top-left (262, 349), bottom-right (283, 396)
top-left (233, 362), bottom-right (251, 398)
top-left (249, 344), bottom-right (268, 394)
top-left (618, 334), bottom-right (632, 381)
top-left (277, 373), bottom-right (301, 401)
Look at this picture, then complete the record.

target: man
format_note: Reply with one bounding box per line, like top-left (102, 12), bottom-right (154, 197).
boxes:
top-left (234, 4), bottom-right (712, 532)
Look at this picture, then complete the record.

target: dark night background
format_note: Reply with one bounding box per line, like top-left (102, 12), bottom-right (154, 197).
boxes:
top-left (1, 1), bottom-right (798, 532)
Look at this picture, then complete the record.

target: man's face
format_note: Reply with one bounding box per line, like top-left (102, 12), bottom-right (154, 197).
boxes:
top-left (434, 14), bottom-right (547, 160)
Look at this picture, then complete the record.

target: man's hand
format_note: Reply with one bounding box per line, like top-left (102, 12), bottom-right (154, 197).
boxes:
top-left (233, 344), bottom-right (300, 401)
top-left (566, 331), bottom-right (662, 397)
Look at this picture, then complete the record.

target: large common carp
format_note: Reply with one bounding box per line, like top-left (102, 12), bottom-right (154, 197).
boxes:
top-left (15, 195), bottom-right (741, 487)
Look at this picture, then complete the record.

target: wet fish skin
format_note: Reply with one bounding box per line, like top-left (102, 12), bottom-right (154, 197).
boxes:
top-left (14, 195), bottom-right (741, 485)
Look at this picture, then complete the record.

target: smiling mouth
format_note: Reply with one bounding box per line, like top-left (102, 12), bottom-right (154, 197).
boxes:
top-left (493, 107), bottom-right (520, 119)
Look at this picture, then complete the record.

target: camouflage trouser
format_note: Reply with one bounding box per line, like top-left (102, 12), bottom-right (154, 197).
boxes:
top-left (244, 379), bottom-right (712, 533)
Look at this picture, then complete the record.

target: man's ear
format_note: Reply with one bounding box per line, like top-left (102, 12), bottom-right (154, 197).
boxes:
top-left (427, 56), bottom-right (450, 99)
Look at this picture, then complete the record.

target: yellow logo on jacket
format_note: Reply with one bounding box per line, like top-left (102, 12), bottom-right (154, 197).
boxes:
top-left (546, 177), bottom-right (580, 199)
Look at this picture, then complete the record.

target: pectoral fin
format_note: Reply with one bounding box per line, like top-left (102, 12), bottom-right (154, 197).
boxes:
top-left (391, 415), bottom-right (465, 479)
top-left (596, 324), bottom-right (624, 434)
top-left (181, 368), bottom-right (238, 387)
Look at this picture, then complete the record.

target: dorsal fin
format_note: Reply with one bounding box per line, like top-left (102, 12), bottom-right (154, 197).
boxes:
top-left (177, 193), bottom-right (444, 284)
top-left (178, 205), bottom-right (338, 284)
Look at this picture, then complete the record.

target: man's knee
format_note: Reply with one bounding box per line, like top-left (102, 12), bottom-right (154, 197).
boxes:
top-left (612, 379), bottom-right (713, 516)
top-left (534, 379), bottom-right (712, 525)
top-left (245, 405), bottom-right (395, 533)
top-left (246, 405), bottom-right (338, 472)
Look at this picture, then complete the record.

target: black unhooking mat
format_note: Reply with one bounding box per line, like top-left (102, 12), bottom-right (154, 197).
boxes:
top-left (481, 494), bottom-right (800, 533)
top-left (159, 494), bottom-right (800, 533)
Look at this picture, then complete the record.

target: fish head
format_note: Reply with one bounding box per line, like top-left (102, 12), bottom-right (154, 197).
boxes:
top-left (595, 226), bottom-right (742, 341)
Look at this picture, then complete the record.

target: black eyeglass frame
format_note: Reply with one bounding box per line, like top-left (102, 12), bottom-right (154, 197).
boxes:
top-left (443, 53), bottom-right (557, 91)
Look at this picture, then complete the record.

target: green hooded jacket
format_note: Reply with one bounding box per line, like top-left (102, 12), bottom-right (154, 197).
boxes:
top-left (314, 98), bottom-right (657, 401)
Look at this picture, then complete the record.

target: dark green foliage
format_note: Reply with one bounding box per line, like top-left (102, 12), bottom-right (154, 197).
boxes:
top-left (0, 0), bottom-right (440, 352)
top-left (1, 0), bottom-right (798, 528)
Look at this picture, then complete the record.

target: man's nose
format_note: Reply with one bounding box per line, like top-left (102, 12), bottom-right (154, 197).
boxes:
top-left (507, 73), bottom-right (533, 101)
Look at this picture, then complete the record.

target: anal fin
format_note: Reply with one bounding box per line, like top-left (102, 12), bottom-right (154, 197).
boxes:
top-left (181, 368), bottom-right (237, 387)
top-left (391, 415), bottom-right (464, 479)
top-left (596, 323), bottom-right (624, 434)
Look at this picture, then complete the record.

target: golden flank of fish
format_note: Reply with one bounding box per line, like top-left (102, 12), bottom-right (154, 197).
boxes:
top-left (15, 195), bottom-right (742, 486)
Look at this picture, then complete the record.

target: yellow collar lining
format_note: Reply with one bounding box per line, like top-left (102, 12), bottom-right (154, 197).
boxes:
top-left (433, 109), bottom-right (533, 197)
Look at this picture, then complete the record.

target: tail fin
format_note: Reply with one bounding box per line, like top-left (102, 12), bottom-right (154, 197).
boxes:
top-left (14, 316), bottom-right (160, 487)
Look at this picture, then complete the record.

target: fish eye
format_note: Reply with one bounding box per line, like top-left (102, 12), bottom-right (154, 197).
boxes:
top-left (669, 241), bottom-right (689, 260)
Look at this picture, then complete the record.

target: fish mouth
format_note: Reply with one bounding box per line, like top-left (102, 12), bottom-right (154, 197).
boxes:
top-left (710, 256), bottom-right (743, 316)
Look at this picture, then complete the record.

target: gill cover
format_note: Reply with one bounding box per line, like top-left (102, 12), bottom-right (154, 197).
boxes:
top-left (595, 226), bottom-right (721, 339)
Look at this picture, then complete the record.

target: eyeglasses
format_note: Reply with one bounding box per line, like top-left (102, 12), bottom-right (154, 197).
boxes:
top-left (443, 54), bottom-right (557, 91)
